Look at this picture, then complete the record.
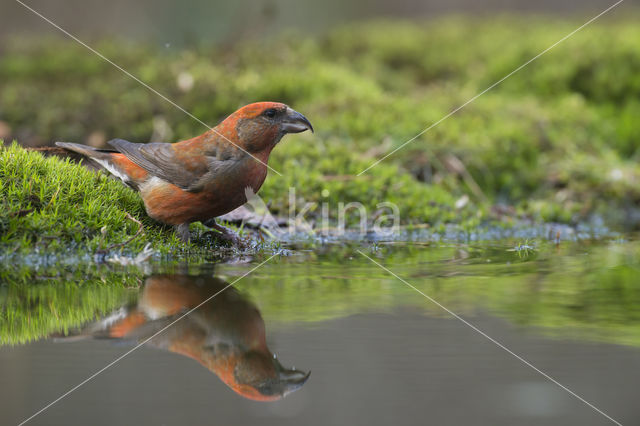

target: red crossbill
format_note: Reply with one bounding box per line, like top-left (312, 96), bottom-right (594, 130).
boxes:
top-left (56, 102), bottom-right (313, 242)
top-left (56, 274), bottom-right (310, 401)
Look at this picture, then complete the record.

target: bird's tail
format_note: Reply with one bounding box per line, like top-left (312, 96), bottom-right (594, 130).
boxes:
top-left (55, 142), bottom-right (139, 188)
top-left (51, 306), bottom-right (144, 342)
top-left (55, 141), bottom-right (114, 161)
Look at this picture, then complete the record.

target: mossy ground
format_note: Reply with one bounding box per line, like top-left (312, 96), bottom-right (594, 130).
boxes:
top-left (0, 141), bottom-right (182, 254)
top-left (0, 142), bottom-right (277, 256)
top-left (2, 15), bottom-right (640, 253)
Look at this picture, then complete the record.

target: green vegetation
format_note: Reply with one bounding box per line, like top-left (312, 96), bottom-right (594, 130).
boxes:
top-left (3, 16), bottom-right (640, 229)
top-left (0, 16), bottom-right (638, 388)
top-left (2, 15), bottom-right (640, 251)
top-left (0, 141), bottom-right (457, 254)
top-left (0, 142), bottom-right (289, 254)
top-left (0, 141), bottom-right (185, 253)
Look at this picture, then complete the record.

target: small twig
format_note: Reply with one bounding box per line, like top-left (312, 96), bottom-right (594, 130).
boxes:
top-left (9, 208), bottom-right (34, 218)
top-left (259, 226), bottom-right (275, 240)
top-left (443, 154), bottom-right (488, 203)
top-left (45, 187), bottom-right (61, 210)
top-left (321, 175), bottom-right (370, 181)
top-left (97, 212), bottom-right (144, 254)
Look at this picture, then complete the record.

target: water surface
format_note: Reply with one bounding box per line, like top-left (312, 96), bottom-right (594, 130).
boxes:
top-left (1, 238), bottom-right (639, 425)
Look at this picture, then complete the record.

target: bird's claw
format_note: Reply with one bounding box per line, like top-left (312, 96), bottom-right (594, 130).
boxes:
top-left (220, 230), bottom-right (242, 245)
top-left (175, 223), bottom-right (191, 243)
top-left (202, 230), bottom-right (244, 247)
top-left (202, 220), bottom-right (245, 247)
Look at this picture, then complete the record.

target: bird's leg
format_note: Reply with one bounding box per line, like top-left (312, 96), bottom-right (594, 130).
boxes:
top-left (202, 218), bottom-right (241, 245)
top-left (175, 223), bottom-right (191, 243)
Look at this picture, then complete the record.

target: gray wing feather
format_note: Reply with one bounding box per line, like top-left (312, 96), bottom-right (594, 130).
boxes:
top-left (108, 138), bottom-right (223, 191)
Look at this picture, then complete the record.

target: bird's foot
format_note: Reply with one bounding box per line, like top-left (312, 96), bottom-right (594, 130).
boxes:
top-left (202, 219), bottom-right (244, 247)
top-left (175, 223), bottom-right (191, 243)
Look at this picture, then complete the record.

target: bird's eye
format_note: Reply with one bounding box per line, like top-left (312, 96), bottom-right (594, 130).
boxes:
top-left (263, 109), bottom-right (277, 118)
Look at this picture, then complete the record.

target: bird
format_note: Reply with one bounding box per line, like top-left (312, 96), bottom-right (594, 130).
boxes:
top-left (55, 102), bottom-right (313, 243)
top-left (53, 273), bottom-right (310, 401)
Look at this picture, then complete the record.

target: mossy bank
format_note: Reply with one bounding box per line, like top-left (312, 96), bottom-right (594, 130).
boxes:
top-left (2, 15), bottom-right (640, 255)
top-left (0, 141), bottom-right (470, 255)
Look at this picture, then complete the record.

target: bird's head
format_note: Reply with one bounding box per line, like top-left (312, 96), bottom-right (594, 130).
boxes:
top-left (218, 102), bottom-right (313, 153)
top-left (225, 350), bottom-right (311, 401)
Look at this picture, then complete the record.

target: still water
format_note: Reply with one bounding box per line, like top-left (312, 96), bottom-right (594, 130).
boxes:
top-left (1, 239), bottom-right (639, 425)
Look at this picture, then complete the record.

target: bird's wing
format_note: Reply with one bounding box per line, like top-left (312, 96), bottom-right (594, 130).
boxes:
top-left (108, 138), bottom-right (231, 192)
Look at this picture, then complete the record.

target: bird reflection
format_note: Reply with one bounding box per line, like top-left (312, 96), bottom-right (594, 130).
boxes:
top-left (59, 273), bottom-right (309, 401)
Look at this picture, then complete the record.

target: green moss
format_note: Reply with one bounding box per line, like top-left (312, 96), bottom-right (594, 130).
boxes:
top-left (0, 141), bottom-right (465, 253)
top-left (263, 138), bottom-right (468, 225)
top-left (0, 141), bottom-right (187, 254)
top-left (2, 15), bottom-right (640, 242)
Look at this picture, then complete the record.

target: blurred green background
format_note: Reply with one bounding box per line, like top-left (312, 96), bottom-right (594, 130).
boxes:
top-left (2, 0), bottom-right (640, 232)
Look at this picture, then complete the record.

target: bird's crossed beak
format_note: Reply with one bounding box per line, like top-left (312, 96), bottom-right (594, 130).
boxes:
top-left (273, 356), bottom-right (311, 398)
top-left (282, 107), bottom-right (314, 134)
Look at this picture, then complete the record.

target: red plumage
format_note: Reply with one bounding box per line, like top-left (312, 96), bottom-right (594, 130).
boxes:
top-left (56, 102), bottom-right (313, 242)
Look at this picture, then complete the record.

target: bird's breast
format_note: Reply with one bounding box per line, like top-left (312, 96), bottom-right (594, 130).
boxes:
top-left (138, 159), bottom-right (268, 225)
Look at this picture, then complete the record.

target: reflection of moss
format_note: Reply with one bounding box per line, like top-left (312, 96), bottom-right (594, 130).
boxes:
top-left (1, 241), bottom-right (639, 347)
top-left (0, 267), bottom-right (141, 345)
top-left (242, 241), bottom-right (640, 348)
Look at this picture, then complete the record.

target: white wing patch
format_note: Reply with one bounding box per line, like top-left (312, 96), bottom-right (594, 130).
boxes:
top-left (92, 158), bottom-right (132, 185)
top-left (139, 176), bottom-right (165, 193)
